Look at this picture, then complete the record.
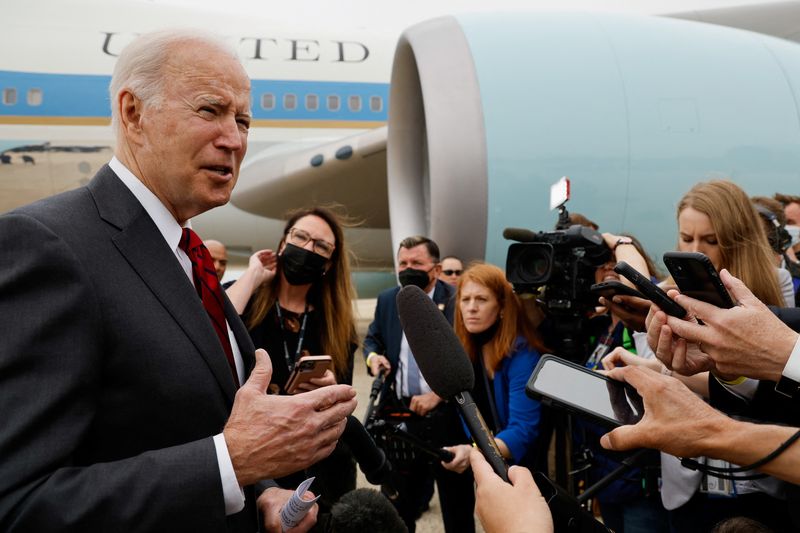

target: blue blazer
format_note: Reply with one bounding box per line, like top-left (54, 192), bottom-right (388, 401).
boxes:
top-left (486, 337), bottom-right (542, 464)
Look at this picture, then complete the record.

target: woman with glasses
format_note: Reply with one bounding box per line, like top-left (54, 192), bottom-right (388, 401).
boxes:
top-left (226, 206), bottom-right (358, 517)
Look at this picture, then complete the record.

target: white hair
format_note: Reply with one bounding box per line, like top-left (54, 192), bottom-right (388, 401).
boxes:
top-left (108, 29), bottom-right (240, 136)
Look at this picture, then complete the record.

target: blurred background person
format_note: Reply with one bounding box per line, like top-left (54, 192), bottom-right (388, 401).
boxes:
top-left (441, 262), bottom-right (546, 474)
top-left (439, 255), bottom-right (464, 286)
top-left (752, 196), bottom-right (796, 307)
top-left (226, 206), bottom-right (359, 522)
top-left (774, 192), bottom-right (800, 260)
top-left (203, 238), bottom-right (228, 281)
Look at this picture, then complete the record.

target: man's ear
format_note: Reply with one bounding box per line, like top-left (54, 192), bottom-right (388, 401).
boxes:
top-left (118, 89), bottom-right (145, 143)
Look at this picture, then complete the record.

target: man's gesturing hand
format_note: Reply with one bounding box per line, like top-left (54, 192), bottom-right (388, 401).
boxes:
top-left (224, 349), bottom-right (357, 486)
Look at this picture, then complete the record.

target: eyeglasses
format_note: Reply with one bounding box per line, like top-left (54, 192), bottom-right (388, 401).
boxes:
top-left (287, 227), bottom-right (335, 258)
top-left (442, 269), bottom-right (463, 276)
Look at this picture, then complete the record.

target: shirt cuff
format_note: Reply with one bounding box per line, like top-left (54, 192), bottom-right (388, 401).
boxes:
top-left (781, 335), bottom-right (800, 382)
top-left (213, 433), bottom-right (245, 515)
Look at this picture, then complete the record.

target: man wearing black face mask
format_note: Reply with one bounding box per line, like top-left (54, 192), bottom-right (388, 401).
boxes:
top-left (364, 236), bottom-right (475, 533)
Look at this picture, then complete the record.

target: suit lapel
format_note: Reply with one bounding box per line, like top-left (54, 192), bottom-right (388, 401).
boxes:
top-left (89, 166), bottom-right (237, 404)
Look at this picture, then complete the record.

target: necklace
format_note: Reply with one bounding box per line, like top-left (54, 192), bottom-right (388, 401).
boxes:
top-left (275, 301), bottom-right (309, 371)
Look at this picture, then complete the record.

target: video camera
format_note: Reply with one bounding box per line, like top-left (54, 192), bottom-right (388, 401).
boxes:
top-left (504, 177), bottom-right (611, 362)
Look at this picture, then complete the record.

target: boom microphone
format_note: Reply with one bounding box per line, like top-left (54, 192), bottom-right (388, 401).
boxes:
top-left (396, 285), bottom-right (509, 482)
top-left (503, 227), bottom-right (539, 243)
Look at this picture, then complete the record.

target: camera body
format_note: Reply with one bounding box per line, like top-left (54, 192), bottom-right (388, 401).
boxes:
top-left (506, 224), bottom-right (611, 312)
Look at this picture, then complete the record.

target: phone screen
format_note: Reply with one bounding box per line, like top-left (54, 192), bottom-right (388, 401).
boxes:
top-left (527, 356), bottom-right (644, 427)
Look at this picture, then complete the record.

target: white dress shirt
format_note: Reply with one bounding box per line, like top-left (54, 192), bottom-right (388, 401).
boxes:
top-left (395, 285), bottom-right (434, 398)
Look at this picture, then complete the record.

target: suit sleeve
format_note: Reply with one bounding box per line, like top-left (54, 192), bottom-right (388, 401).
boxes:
top-left (0, 213), bottom-right (228, 532)
top-left (363, 293), bottom-right (387, 362)
top-left (495, 348), bottom-right (542, 464)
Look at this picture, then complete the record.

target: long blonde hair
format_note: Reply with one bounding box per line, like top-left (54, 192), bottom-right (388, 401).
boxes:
top-left (677, 180), bottom-right (783, 306)
top-left (245, 206), bottom-right (357, 379)
top-left (454, 263), bottom-right (546, 376)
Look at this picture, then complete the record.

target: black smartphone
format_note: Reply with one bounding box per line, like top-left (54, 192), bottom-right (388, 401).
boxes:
top-left (526, 355), bottom-right (644, 428)
top-left (613, 261), bottom-right (687, 318)
top-left (590, 280), bottom-right (645, 300)
top-left (663, 252), bottom-right (735, 309)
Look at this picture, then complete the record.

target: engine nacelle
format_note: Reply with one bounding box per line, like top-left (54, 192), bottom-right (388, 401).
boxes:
top-left (387, 12), bottom-right (800, 265)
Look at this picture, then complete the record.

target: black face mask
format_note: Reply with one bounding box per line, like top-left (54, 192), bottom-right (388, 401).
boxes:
top-left (280, 243), bottom-right (328, 286)
top-left (398, 267), bottom-right (432, 290)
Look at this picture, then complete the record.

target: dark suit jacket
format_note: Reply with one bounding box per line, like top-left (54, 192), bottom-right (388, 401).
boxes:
top-left (363, 280), bottom-right (455, 388)
top-left (709, 306), bottom-right (800, 425)
top-left (0, 166), bottom-right (258, 532)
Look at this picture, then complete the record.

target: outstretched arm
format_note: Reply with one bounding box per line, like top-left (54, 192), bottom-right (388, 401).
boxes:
top-left (601, 366), bottom-right (800, 485)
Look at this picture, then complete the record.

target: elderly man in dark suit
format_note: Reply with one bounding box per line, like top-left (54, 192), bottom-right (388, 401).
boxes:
top-left (0, 30), bottom-right (356, 532)
top-left (364, 235), bottom-right (475, 533)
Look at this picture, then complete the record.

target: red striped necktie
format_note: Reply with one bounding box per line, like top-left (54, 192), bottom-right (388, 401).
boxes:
top-left (179, 228), bottom-right (239, 386)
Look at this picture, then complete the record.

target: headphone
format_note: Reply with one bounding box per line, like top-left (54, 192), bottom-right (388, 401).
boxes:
top-left (754, 204), bottom-right (792, 253)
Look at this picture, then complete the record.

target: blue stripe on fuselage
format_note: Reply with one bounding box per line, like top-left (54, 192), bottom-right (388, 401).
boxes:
top-left (0, 70), bottom-right (390, 121)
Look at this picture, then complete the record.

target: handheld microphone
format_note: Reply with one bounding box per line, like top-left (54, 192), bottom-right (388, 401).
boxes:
top-left (503, 227), bottom-right (539, 243)
top-left (396, 285), bottom-right (509, 482)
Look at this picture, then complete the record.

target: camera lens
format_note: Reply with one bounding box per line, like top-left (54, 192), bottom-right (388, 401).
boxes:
top-left (506, 243), bottom-right (554, 285)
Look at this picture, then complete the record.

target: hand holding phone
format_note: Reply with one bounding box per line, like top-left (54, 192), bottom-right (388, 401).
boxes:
top-left (613, 261), bottom-right (687, 318)
top-left (285, 355), bottom-right (333, 394)
top-left (526, 355), bottom-right (644, 428)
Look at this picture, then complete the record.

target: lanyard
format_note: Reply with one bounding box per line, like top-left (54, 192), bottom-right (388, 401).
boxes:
top-left (586, 321), bottom-right (624, 370)
top-left (275, 301), bottom-right (309, 371)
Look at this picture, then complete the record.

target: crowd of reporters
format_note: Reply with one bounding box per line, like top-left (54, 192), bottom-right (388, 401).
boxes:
top-left (215, 182), bottom-right (800, 533)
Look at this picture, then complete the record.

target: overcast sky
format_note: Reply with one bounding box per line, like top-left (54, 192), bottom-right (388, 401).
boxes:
top-left (147, 0), bottom-right (771, 32)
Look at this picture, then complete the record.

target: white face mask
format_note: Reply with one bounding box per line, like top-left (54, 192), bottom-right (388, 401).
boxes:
top-left (786, 225), bottom-right (800, 247)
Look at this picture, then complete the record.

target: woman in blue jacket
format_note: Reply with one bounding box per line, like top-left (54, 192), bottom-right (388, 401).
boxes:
top-left (442, 262), bottom-right (547, 471)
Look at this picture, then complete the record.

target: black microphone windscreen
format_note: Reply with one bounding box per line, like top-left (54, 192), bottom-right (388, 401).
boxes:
top-left (343, 415), bottom-right (390, 486)
top-left (396, 285), bottom-right (474, 398)
top-left (503, 227), bottom-right (538, 242)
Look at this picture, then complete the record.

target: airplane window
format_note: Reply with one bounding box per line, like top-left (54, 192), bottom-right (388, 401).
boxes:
top-left (27, 88), bottom-right (43, 106)
top-left (284, 94), bottom-right (297, 110)
top-left (3, 88), bottom-right (17, 106)
top-left (327, 95), bottom-right (340, 112)
top-left (306, 94), bottom-right (318, 111)
top-left (369, 96), bottom-right (383, 113)
top-left (261, 93), bottom-right (275, 110)
top-left (348, 95), bottom-right (362, 112)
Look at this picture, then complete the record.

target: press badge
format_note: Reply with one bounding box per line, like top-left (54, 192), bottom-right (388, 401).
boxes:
top-left (700, 459), bottom-right (735, 497)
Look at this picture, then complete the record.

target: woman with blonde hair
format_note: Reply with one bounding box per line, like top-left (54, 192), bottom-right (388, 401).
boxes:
top-left (441, 262), bottom-right (547, 472)
top-left (676, 180), bottom-right (783, 306)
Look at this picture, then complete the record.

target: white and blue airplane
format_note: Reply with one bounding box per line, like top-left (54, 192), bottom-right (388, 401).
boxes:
top-left (3, 0), bottom-right (800, 294)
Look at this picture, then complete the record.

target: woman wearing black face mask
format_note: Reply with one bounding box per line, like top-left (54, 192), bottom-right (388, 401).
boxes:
top-left (226, 206), bottom-right (359, 518)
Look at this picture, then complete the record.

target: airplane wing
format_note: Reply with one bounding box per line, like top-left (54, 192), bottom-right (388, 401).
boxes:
top-left (232, 126), bottom-right (389, 228)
